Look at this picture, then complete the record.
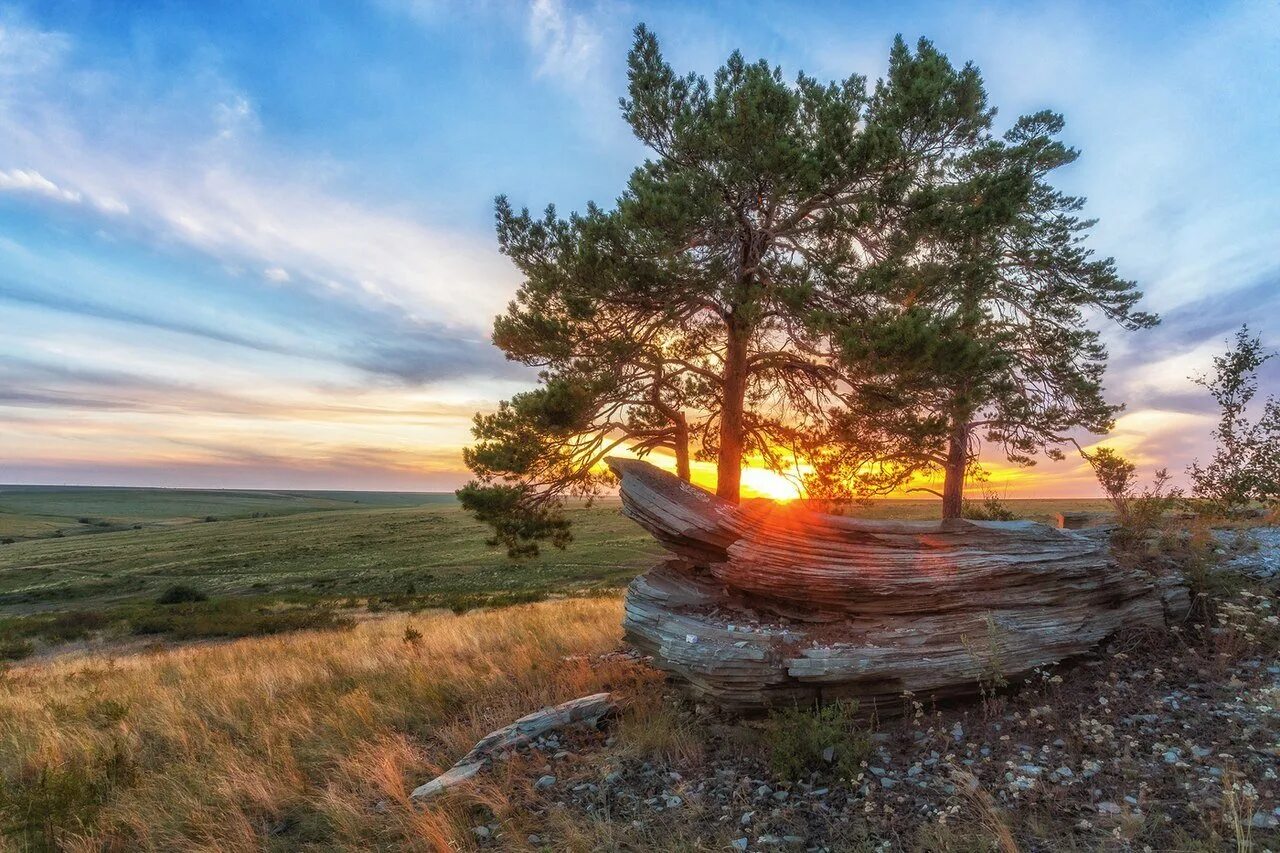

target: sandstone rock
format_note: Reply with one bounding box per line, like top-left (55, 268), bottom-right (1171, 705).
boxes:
top-left (608, 458), bottom-right (1189, 714)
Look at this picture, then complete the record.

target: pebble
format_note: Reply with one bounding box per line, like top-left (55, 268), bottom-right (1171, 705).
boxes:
top-left (534, 775), bottom-right (556, 790)
top-left (471, 826), bottom-right (490, 839)
top-left (731, 840), bottom-right (749, 851)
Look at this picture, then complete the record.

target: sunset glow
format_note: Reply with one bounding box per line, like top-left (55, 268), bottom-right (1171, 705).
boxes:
top-left (1, 2), bottom-right (1277, 495)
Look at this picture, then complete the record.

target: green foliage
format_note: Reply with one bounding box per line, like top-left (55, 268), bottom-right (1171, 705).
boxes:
top-left (156, 584), bottom-right (208, 605)
top-left (129, 599), bottom-right (352, 641)
top-left (766, 701), bottom-right (870, 782)
top-left (815, 97), bottom-right (1158, 513)
top-left (468, 24), bottom-right (1015, 546)
top-left (1186, 325), bottom-right (1280, 517)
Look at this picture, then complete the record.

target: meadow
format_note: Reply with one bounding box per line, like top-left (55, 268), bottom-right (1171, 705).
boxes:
top-left (1, 487), bottom-right (1276, 851)
top-left (0, 486), bottom-right (1108, 660)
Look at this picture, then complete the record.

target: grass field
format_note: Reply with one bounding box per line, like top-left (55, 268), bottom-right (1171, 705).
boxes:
top-left (0, 486), bottom-right (1110, 659)
top-left (0, 484), bottom-right (450, 541)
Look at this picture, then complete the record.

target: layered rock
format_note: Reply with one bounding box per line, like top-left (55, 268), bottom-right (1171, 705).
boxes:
top-left (609, 458), bottom-right (1189, 713)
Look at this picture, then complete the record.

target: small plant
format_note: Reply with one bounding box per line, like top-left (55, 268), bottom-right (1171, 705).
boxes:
top-left (961, 615), bottom-right (1008, 717)
top-left (402, 624), bottom-right (423, 645)
top-left (962, 466), bottom-right (1017, 521)
top-left (156, 584), bottom-right (208, 605)
top-left (766, 700), bottom-right (869, 782)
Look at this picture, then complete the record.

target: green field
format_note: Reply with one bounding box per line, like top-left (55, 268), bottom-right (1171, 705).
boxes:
top-left (0, 484), bottom-right (450, 540)
top-left (0, 487), bottom-right (1110, 658)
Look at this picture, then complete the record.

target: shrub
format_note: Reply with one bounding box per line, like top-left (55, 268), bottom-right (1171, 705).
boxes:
top-left (156, 584), bottom-right (208, 605)
top-left (962, 465), bottom-right (1018, 521)
top-left (1080, 446), bottom-right (1181, 559)
top-left (0, 638), bottom-right (34, 661)
top-left (0, 537), bottom-right (14, 545)
top-left (766, 700), bottom-right (869, 782)
top-left (1186, 325), bottom-right (1280, 517)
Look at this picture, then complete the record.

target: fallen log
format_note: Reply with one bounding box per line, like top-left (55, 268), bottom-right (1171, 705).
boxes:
top-left (411, 692), bottom-right (617, 800)
top-left (608, 458), bottom-right (1189, 713)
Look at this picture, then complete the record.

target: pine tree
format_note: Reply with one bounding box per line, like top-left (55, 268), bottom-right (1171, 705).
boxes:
top-left (462, 26), bottom-right (1055, 553)
top-left (814, 111), bottom-right (1158, 517)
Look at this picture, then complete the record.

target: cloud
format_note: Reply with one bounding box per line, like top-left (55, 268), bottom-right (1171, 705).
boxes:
top-left (0, 19), bottom-right (517, 332)
top-left (527, 0), bottom-right (604, 85)
top-left (0, 167), bottom-right (128, 213)
top-left (263, 266), bottom-right (291, 283)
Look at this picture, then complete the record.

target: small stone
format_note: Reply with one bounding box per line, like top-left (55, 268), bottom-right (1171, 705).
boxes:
top-left (527, 835), bottom-right (540, 844)
top-left (665, 795), bottom-right (683, 808)
top-left (755, 784), bottom-right (772, 799)
top-left (879, 777), bottom-right (895, 789)
top-left (534, 775), bottom-right (557, 790)
top-left (553, 751), bottom-right (569, 760)
top-left (782, 836), bottom-right (804, 844)
top-left (822, 746), bottom-right (835, 763)
top-left (731, 840), bottom-right (749, 852)
top-left (1055, 766), bottom-right (1073, 779)
top-left (685, 634), bottom-right (699, 644)
top-left (772, 790), bottom-right (788, 802)
top-left (1097, 801), bottom-right (1122, 815)
top-left (1163, 750), bottom-right (1180, 764)
top-left (740, 810), bottom-right (755, 826)
top-left (471, 826), bottom-right (490, 839)
top-left (605, 770), bottom-right (623, 785)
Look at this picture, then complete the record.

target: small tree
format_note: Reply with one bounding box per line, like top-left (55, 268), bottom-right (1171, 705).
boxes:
top-left (1186, 325), bottom-right (1280, 517)
top-left (1080, 446), bottom-right (1180, 555)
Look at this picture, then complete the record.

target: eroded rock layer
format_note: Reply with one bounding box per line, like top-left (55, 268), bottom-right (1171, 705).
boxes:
top-left (608, 458), bottom-right (1189, 713)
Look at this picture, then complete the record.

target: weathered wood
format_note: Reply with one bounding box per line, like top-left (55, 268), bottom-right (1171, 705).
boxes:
top-left (410, 693), bottom-right (617, 800)
top-left (608, 458), bottom-right (1189, 713)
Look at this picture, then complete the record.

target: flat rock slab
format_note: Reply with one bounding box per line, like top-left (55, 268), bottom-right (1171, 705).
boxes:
top-left (607, 458), bottom-right (1189, 713)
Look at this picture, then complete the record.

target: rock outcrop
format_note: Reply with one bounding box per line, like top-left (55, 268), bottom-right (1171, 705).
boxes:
top-left (609, 458), bottom-right (1189, 713)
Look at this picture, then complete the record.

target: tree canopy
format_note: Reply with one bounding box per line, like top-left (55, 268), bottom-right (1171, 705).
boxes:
top-left (459, 24), bottom-right (1154, 553)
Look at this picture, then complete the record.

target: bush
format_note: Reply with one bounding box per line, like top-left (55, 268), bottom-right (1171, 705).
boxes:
top-left (156, 585), bottom-right (208, 605)
top-left (0, 638), bottom-right (34, 661)
top-left (766, 700), bottom-right (869, 782)
top-left (1080, 446), bottom-right (1181, 560)
top-left (962, 465), bottom-right (1017, 521)
top-left (131, 600), bottom-right (352, 640)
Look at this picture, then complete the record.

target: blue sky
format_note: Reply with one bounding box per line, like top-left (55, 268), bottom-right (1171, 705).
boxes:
top-left (1, 0), bottom-right (1277, 494)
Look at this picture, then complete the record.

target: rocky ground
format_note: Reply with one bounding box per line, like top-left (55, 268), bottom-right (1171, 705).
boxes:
top-left (441, 535), bottom-right (1280, 852)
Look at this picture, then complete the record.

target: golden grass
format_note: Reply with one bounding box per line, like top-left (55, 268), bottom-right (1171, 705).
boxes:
top-left (0, 598), bottom-right (634, 852)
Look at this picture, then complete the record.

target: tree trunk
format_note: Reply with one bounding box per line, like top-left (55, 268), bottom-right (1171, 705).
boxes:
top-left (941, 418), bottom-right (969, 519)
top-left (716, 320), bottom-right (748, 502)
top-left (673, 414), bottom-right (691, 482)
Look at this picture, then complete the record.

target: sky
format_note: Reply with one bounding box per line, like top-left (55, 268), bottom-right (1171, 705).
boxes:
top-left (1, 0), bottom-right (1277, 497)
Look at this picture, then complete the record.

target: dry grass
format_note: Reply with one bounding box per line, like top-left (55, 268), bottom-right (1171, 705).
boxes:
top-left (0, 598), bottom-right (635, 852)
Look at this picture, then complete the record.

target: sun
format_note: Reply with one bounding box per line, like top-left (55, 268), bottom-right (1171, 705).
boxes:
top-left (739, 466), bottom-right (804, 501)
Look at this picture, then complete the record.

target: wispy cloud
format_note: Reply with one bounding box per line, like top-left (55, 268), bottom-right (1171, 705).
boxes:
top-left (0, 18), bottom-right (517, 332)
top-left (526, 0), bottom-right (604, 85)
